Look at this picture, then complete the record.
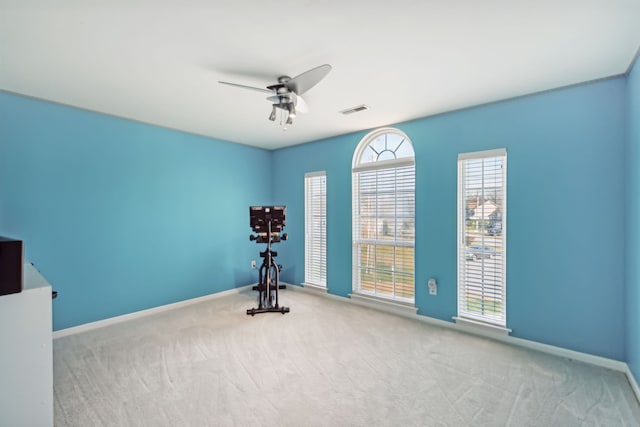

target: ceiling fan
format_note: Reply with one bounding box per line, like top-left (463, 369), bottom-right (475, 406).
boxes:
top-left (219, 64), bottom-right (332, 128)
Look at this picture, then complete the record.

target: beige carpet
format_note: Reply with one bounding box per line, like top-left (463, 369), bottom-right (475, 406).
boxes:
top-left (53, 289), bottom-right (640, 426)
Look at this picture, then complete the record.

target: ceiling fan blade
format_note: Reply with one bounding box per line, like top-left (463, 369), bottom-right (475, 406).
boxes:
top-left (295, 94), bottom-right (309, 113)
top-left (285, 64), bottom-right (332, 95)
top-left (218, 81), bottom-right (273, 94)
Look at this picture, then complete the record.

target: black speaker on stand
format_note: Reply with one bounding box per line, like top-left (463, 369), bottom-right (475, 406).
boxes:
top-left (0, 236), bottom-right (24, 296)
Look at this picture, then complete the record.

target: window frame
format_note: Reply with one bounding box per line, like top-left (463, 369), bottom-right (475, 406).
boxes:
top-left (457, 148), bottom-right (507, 327)
top-left (352, 128), bottom-right (415, 304)
top-left (304, 171), bottom-right (327, 288)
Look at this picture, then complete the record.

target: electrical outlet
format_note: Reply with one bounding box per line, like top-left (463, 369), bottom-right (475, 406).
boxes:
top-left (251, 260), bottom-right (257, 269)
top-left (428, 278), bottom-right (437, 295)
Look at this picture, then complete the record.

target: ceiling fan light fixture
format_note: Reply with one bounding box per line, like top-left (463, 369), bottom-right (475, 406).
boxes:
top-left (269, 105), bottom-right (277, 121)
top-left (287, 103), bottom-right (296, 119)
top-left (286, 115), bottom-right (293, 125)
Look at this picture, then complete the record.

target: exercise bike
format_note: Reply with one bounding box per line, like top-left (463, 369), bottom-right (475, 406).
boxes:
top-left (246, 206), bottom-right (290, 316)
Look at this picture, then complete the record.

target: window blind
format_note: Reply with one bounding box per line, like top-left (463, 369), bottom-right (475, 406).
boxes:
top-left (305, 172), bottom-right (326, 287)
top-left (458, 149), bottom-right (507, 326)
top-left (353, 165), bottom-right (415, 302)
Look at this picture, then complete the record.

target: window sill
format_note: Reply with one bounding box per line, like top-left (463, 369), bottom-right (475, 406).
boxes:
top-left (349, 293), bottom-right (418, 317)
top-left (452, 316), bottom-right (512, 337)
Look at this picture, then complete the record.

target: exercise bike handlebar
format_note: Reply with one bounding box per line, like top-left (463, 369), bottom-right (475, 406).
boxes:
top-left (249, 232), bottom-right (287, 244)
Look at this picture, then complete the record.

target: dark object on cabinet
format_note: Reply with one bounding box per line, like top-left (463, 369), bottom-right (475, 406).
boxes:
top-left (0, 237), bottom-right (23, 296)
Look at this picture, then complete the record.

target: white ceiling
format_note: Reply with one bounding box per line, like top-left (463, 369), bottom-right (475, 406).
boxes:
top-left (2, 1), bottom-right (639, 150)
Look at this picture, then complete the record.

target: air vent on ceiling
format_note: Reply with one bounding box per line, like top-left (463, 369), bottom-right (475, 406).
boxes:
top-left (340, 104), bottom-right (369, 115)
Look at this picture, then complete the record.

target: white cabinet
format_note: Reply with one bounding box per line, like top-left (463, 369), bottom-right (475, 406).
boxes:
top-left (0, 263), bottom-right (53, 427)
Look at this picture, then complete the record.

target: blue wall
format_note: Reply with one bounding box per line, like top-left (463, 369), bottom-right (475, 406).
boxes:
top-left (272, 133), bottom-right (364, 298)
top-left (627, 56), bottom-right (640, 383)
top-left (0, 92), bottom-right (272, 330)
top-left (0, 72), bottom-right (633, 363)
top-left (273, 78), bottom-right (628, 360)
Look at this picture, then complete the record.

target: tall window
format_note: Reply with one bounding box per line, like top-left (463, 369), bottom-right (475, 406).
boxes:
top-left (305, 172), bottom-right (327, 287)
top-left (352, 128), bottom-right (415, 303)
top-left (457, 149), bottom-right (507, 327)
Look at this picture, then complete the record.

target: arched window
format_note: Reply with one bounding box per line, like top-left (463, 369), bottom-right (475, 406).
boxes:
top-left (352, 128), bottom-right (415, 303)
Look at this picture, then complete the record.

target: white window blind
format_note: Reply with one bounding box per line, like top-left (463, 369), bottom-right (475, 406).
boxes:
top-left (457, 149), bottom-right (507, 326)
top-left (352, 129), bottom-right (415, 303)
top-left (305, 172), bottom-right (326, 287)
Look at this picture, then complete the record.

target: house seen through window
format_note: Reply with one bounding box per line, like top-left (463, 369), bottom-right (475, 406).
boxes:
top-left (457, 149), bottom-right (507, 327)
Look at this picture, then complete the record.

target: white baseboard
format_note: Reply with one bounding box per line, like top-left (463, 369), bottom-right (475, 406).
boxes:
top-left (452, 316), bottom-right (512, 337)
top-left (624, 364), bottom-right (640, 404)
top-left (53, 285), bottom-right (254, 339)
top-left (300, 282), bottom-right (329, 294)
top-left (285, 282), bottom-right (350, 303)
